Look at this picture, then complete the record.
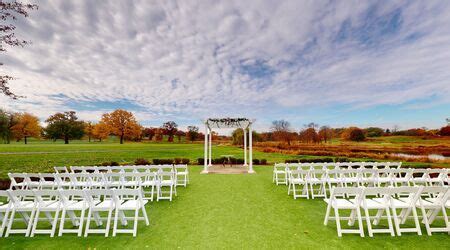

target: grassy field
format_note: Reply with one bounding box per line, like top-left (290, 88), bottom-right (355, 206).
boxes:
top-left (0, 138), bottom-right (448, 179)
top-left (0, 166), bottom-right (449, 249)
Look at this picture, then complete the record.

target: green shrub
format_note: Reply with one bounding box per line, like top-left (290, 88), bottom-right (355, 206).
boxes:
top-left (252, 159), bottom-right (260, 165)
top-left (197, 158), bottom-right (204, 165)
top-left (334, 157), bottom-right (349, 162)
top-left (285, 159), bottom-right (299, 163)
top-left (260, 159), bottom-right (267, 165)
top-left (181, 158), bottom-right (190, 164)
top-left (100, 161), bottom-right (120, 166)
top-left (135, 158), bottom-right (150, 165)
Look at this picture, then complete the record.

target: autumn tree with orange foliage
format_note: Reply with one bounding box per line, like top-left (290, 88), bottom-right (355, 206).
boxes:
top-left (101, 109), bottom-right (140, 144)
top-left (92, 122), bottom-right (110, 142)
top-left (11, 112), bottom-right (41, 144)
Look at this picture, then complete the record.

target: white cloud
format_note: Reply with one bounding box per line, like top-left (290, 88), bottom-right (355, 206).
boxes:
top-left (1, 0), bottom-right (449, 128)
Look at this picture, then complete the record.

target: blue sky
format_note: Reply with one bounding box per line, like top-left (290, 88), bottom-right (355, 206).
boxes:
top-left (1, 0), bottom-right (449, 131)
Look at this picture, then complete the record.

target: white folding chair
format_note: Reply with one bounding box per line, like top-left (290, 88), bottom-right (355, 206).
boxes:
top-left (427, 169), bottom-right (448, 187)
top-left (29, 189), bottom-right (61, 237)
top-left (360, 187), bottom-right (395, 237)
top-left (8, 173), bottom-right (28, 190)
top-left (38, 173), bottom-right (58, 190)
top-left (390, 168), bottom-right (413, 187)
top-left (54, 166), bottom-right (69, 174)
top-left (5, 189), bottom-right (36, 237)
top-left (175, 164), bottom-right (189, 187)
top-left (387, 186), bottom-right (423, 236)
top-left (287, 169), bottom-right (308, 199)
top-left (53, 173), bottom-right (73, 189)
top-left (141, 171), bottom-right (157, 201)
top-left (112, 188), bottom-right (149, 237)
top-left (0, 190), bottom-right (11, 237)
top-left (273, 164), bottom-right (287, 185)
top-left (58, 189), bottom-right (90, 236)
top-left (419, 186), bottom-right (450, 235)
top-left (84, 189), bottom-right (115, 237)
top-left (323, 187), bottom-right (364, 237)
top-left (411, 169), bottom-right (430, 186)
top-left (157, 171), bottom-right (176, 201)
top-left (307, 169), bottom-right (327, 199)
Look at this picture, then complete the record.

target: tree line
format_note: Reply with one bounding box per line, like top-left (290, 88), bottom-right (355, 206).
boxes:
top-left (230, 120), bottom-right (450, 145)
top-left (0, 109), bottom-right (202, 144)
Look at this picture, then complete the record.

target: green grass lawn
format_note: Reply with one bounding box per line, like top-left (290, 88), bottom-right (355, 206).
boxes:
top-left (0, 141), bottom-right (330, 178)
top-left (0, 166), bottom-right (448, 249)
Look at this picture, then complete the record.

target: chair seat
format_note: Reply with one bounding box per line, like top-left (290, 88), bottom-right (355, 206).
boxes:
top-left (327, 178), bottom-right (341, 183)
top-left (324, 198), bottom-right (357, 209)
top-left (13, 200), bottom-right (35, 210)
top-left (142, 181), bottom-right (157, 186)
top-left (93, 201), bottom-right (114, 210)
top-left (65, 201), bottom-right (89, 210)
top-left (0, 203), bottom-right (10, 211)
top-left (119, 200), bottom-right (148, 209)
top-left (389, 198), bottom-right (413, 208)
top-left (377, 177), bottom-right (391, 183)
top-left (176, 171), bottom-right (188, 175)
top-left (362, 199), bottom-right (389, 209)
top-left (392, 177), bottom-right (409, 183)
top-left (290, 178), bottom-right (305, 184)
top-left (39, 201), bottom-right (61, 210)
top-left (308, 177), bottom-right (323, 183)
top-left (274, 170), bottom-right (285, 174)
top-left (160, 180), bottom-right (174, 186)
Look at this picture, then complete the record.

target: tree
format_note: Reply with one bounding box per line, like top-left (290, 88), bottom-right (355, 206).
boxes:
top-left (154, 128), bottom-right (164, 141)
top-left (439, 126), bottom-right (450, 136)
top-left (142, 127), bottom-right (157, 140)
top-left (1, 1), bottom-right (38, 99)
top-left (271, 120), bottom-right (294, 145)
top-left (92, 122), bottom-right (110, 142)
top-left (341, 127), bottom-right (365, 142)
top-left (101, 109), bottom-right (140, 144)
top-left (0, 109), bottom-right (17, 143)
top-left (84, 121), bottom-right (94, 142)
top-left (124, 123), bottom-right (143, 141)
top-left (231, 128), bottom-right (244, 145)
top-left (318, 126), bottom-right (333, 143)
top-left (364, 127), bottom-right (384, 137)
top-left (175, 130), bottom-right (185, 142)
top-left (45, 111), bottom-right (85, 144)
top-left (299, 128), bottom-right (318, 143)
top-left (186, 126), bottom-right (199, 142)
top-left (11, 112), bottom-right (40, 144)
top-left (162, 121), bottom-right (178, 142)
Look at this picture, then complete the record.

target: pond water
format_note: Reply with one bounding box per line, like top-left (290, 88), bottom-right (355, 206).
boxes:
top-left (392, 153), bottom-right (449, 161)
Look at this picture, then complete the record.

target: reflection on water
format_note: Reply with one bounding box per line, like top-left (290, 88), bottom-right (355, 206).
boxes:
top-left (392, 153), bottom-right (448, 161)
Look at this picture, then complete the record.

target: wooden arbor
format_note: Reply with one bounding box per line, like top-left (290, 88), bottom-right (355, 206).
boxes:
top-left (202, 118), bottom-right (255, 174)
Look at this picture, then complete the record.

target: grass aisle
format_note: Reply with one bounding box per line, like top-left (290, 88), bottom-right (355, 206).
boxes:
top-left (1, 166), bottom-right (449, 249)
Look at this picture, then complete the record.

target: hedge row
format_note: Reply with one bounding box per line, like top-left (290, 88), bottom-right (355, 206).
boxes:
top-left (285, 157), bottom-right (350, 163)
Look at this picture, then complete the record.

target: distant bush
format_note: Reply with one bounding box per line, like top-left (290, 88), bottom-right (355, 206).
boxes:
top-left (252, 159), bottom-right (260, 165)
top-left (181, 158), bottom-right (190, 164)
top-left (260, 159), bottom-right (267, 165)
top-left (285, 159), bottom-right (299, 163)
top-left (342, 127), bottom-right (365, 142)
top-left (364, 127), bottom-right (384, 137)
top-left (153, 159), bottom-right (174, 165)
top-left (134, 158), bottom-right (150, 165)
top-left (439, 126), bottom-right (450, 136)
top-left (334, 157), bottom-right (349, 162)
top-left (197, 158), bottom-right (204, 165)
top-left (100, 161), bottom-right (120, 166)
top-left (174, 158), bottom-right (182, 164)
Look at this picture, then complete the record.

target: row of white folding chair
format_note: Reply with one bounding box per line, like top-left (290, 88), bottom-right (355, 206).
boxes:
top-left (286, 168), bottom-right (449, 200)
top-left (59, 164), bottom-right (189, 187)
top-left (274, 162), bottom-right (403, 185)
top-left (324, 186), bottom-right (450, 237)
top-left (9, 171), bottom-right (178, 202)
top-left (0, 188), bottom-right (149, 238)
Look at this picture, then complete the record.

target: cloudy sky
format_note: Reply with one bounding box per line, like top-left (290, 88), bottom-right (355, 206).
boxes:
top-left (1, 0), bottom-right (450, 131)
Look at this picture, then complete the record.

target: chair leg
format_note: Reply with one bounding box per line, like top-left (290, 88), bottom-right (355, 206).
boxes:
top-left (142, 206), bottom-right (149, 226)
top-left (133, 208), bottom-right (139, 237)
top-left (84, 209), bottom-right (92, 237)
top-left (324, 203), bottom-right (331, 225)
top-left (30, 208), bottom-right (40, 237)
top-left (5, 209), bottom-right (16, 237)
top-left (385, 208), bottom-right (395, 236)
top-left (335, 207), bottom-right (342, 237)
top-left (392, 208), bottom-right (402, 236)
top-left (364, 208), bottom-right (373, 237)
top-left (50, 209), bottom-right (60, 237)
top-left (411, 207), bottom-right (422, 235)
top-left (356, 208), bottom-right (364, 237)
top-left (105, 209), bottom-right (113, 237)
top-left (58, 208), bottom-right (66, 236)
top-left (0, 209), bottom-right (10, 236)
top-left (78, 209), bottom-right (85, 237)
top-left (113, 208), bottom-right (119, 237)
